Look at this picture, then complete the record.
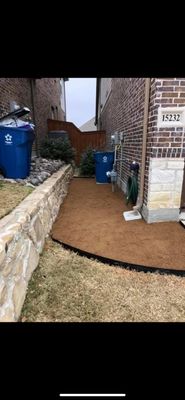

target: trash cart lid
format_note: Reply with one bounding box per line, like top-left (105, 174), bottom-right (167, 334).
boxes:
top-left (0, 107), bottom-right (30, 122)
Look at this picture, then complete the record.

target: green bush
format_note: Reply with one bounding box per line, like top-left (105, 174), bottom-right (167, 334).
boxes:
top-left (40, 137), bottom-right (75, 163)
top-left (79, 147), bottom-right (96, 176)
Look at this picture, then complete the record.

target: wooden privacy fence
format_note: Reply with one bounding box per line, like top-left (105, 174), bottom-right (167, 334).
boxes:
top-left (47, 119), bottom-right (106, 165)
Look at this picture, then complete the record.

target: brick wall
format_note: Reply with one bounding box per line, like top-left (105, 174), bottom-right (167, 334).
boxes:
top-left (0, 78), bottom-right (64, 147)
top-left (98, 77), bottom-right (185, 222)
top-left (0, 78), bottom-right (33, 118)
top-left (33, 78), bottom-right (63, 144)
top-left (145, 78), bottom-right (185, 219)
top-left (100, 78), bottom-right (146, 192)
top-left (147, 78), bottom-right (185, 160)
top-left (145, 78), bottom-right (185, 205)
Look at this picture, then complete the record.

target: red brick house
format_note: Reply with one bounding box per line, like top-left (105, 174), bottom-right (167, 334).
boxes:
top-left (0, 78), bottom-right (67, 153)
top-left (95, 78), bottom-right (185, 223)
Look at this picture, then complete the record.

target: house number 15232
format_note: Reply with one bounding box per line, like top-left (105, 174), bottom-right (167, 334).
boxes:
top-left (162, 113), bottom-right (180, 122)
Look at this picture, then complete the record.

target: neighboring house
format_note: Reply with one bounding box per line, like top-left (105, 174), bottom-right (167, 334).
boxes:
top-left (95, 78), bottom-right (185, 223)
top-left (80, 117), bottom-right (97, 131)
top-left (0, 78), bottom-right (67, 152)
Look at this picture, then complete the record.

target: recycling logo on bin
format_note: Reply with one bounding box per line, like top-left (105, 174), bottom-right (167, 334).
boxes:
top-left (4, 134), bottom-right (13, 145)
top-left (103, 155), bottom-right (108, 163)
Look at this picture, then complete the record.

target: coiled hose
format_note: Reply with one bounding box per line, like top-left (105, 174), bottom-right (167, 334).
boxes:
top-left (126, 173), bottom-right (138, 205)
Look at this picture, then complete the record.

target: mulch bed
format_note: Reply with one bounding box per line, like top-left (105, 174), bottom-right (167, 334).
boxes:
top-left (51, 178), bottom-right (185, 271)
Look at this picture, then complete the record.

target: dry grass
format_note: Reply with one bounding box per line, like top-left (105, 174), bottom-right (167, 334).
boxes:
top-left (0, 182), bottom-right (34, 219)
top-left (21, 238), bottom-right (185, 322)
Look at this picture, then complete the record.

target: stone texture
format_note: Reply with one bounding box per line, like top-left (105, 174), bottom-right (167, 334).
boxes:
top-left (0, 306), bottom-right (15, 322)
top-left (28, 214), bottom-right (45, 253)
top-left (1, 262), bottom-right (14, 277)
top-left (149, 169), bottom-right (175, 184)
top-left (0, 277), bottom-right (7, 306)
top-left (38, 205), bottom-right (52, 237)
top-left (151, 183), bottom-right (174, 192)
top-left (173, 193), bottom-right (182, 206)
top-left (149, 192), bottom-right (172, 203)
top-left (2, 239), bottom-right (37, 281)
top-left (174, 182), bottom-right (183, 192)
top-left (0, 240), bottom-right (5, 265)
top-left (146, 157), bottom-right (184, 221)
top-left (12, 278), bottom-right (27, 320)
top-left (148, 201), bottom-right (171, 209)
top-left (176, 170), bottom-right (184, 182)
top-left (150, 160), bottom-right (167, 169)
top-left (2, 237), bottom-right (30, 277)
top-left (24, 242), bottom-right (39, 282)
top-left (142, 206), bottom-right (180, 223)
top-left (0, 164), bottom-right (73, 321)
top-left (167, 161), bottom-right (184, 169)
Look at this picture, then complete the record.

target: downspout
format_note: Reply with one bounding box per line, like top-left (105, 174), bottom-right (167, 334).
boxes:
top-left (134, 78), bottom-right (151, 211)
top-left (95, 78), bottom-right (100, 127)
top-left (63, 79), bottom-right (67, 121)
top-left (30, 79), bottom-right (40, 157)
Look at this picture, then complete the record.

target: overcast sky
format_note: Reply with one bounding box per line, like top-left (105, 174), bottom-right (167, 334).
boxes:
top-left (65, 78), bottom-right (96, 128)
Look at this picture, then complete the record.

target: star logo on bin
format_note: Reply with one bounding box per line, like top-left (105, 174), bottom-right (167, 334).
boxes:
top-left (5, 134), bottom-right (12, 142)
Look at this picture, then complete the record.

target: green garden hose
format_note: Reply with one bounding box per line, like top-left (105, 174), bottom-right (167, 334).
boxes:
top-left (126, 174), bottom-right (138, 205)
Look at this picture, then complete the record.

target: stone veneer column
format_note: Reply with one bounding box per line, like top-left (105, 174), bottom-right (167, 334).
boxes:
top-left (142, 158), bottom-right (184, 223)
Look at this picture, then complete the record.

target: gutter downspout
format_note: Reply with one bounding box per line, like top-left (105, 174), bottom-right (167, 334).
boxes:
top-left (95, 78), bottom-right (100, 127)
top-left (134, 78), bottom-right (151, 212)
top-left (63, 79), bottom-right (67, 121)
top-left (30, 79), bottom-right (40, 157)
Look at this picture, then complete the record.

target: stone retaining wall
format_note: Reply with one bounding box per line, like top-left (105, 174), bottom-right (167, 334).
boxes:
top-left (0, 164), bottom-right (73, 321)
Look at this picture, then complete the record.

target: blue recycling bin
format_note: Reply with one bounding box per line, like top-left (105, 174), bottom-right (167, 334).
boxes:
top-left (94, 151), bottom-right (114, 183)
top-left (0, 125), bottom-right (35, 179)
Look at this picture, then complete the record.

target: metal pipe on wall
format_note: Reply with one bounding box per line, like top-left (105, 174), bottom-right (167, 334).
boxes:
top-left (134, 78), bottom-right (151, 211)
top-left (63, 79), bottom-right (67, 121)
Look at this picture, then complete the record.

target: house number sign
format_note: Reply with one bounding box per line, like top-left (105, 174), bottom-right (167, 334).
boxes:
top-left (162, 113), bottom-right (180, 122)
top-left (157, 106), bottom-right (185, 128)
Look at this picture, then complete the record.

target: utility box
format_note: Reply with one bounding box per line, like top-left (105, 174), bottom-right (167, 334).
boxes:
top-left (111, 132), bottom-right (120, 145)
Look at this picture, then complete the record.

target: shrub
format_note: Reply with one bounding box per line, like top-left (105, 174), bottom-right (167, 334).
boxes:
top-left (40, 137), bottom-right (75, 163)
top-left (79, 147), bottom-right (96, 176)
